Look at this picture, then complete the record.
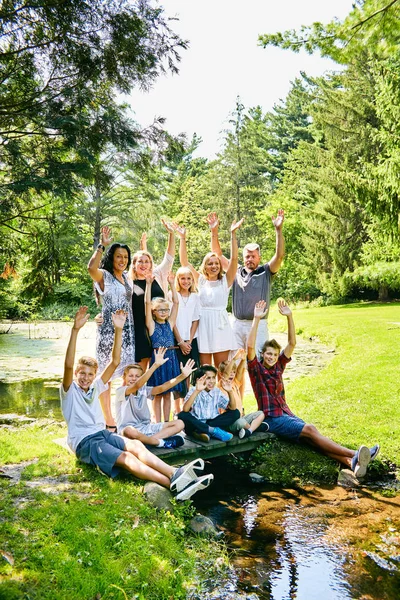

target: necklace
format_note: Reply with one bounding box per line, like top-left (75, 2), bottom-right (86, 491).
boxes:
top-left (180, 293), bottom-right (190, 306)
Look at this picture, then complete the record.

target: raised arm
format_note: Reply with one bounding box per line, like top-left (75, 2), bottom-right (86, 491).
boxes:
top-left (182, 374), bottom-right (206, 412)
top-left (219, 379), bottom-right (237, 410)
top-left (101, 310), bottom-right (127, 384)
top-left (62, 307), bottom-right (90, 391)
top-left (167, 271), bottom-right (179, 329)
top-left (247, 301), bottom-right (268, 361)
top-left (268, 209), bottom-right (285, 274)
top-left (153, 359), bottom-right (196, 396)
top-left (140, 232), bottom-right (147, 252)
top-left (207, 212), bottom-right (229, 271)
top-left (226, 218), bottom-right (244, 287)
top-left (161, 218), bottom-right (176, 258)
top-left (125, 348), bottom-right (168, 394)
top-left (234, 348), bottom-right (247, 384)
top-left (87, 226), bottom-right (112, 286)
top-left (278, 299), bottom-right (296, 358)
top-left (145, 276), bottom-right (155, 336)
top-left (176, 225), bottom-right (199, 284)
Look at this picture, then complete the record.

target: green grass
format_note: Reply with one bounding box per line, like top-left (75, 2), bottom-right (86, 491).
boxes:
top-left (243, 301), bottom-right (400, 483)
top-left (0, 424), bottom-right (228, 600)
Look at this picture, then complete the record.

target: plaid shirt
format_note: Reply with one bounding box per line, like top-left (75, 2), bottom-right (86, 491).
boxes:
top-left (247, 354), bottom-right (293, 417)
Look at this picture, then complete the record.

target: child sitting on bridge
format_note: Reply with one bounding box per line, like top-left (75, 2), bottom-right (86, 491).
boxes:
top-left (217, 349), bottom-right (266, 438)
top-left (247, 299), bottom-right (380, 478)
top-left (115, 351), bottom-right (197, 449)
top-left (60, 306), bottom-right (213, 500)
top-left (177, 365), bottom-right (239, 443)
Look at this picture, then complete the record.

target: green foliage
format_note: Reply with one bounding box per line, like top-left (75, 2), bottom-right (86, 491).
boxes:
top-left (346, 261), bottom-right (400, 300)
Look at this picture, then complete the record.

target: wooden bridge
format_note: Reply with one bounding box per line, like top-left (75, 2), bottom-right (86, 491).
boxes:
top-left (150, 431), bottom-right (274, 465)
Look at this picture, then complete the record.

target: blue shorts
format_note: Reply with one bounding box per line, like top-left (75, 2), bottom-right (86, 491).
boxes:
top-left (264, 414), bottom-right (305, 442)
top-left (76, 430), bottom-right (126, 478)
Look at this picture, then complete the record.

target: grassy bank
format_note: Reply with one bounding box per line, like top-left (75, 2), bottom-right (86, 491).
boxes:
top-left (243, 301), bottom-right (400, 484)
top-left (0, 423), bottom-right (227, 600)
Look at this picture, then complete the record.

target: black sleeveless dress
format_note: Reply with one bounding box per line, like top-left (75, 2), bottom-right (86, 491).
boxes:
top-left (132, 279), bottom-right (164, 362)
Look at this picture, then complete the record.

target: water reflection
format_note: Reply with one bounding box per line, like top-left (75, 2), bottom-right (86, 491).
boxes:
top-left (196, 462), bottom-right (400, 600)
top-left (0, 379), bottom-right (62, 419)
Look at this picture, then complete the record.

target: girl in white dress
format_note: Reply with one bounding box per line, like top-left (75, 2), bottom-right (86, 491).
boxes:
top-left (177, 219), bottom-right (243, 367)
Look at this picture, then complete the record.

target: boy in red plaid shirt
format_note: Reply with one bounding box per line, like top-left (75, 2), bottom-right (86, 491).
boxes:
top-left (247, 299), bottom-right (379, 479)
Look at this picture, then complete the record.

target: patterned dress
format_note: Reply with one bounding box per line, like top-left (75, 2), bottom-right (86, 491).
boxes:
top-left (95, 270), bottom-right (135, 378)
top-left (148, 321), bottom-right (184, 393)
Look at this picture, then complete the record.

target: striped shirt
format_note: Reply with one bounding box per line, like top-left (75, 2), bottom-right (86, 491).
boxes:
top-left (184, 386), bottom-right (229, 422)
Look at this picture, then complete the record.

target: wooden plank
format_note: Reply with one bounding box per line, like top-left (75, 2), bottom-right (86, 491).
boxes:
top-left (150, 432), bottom-right (275, 465)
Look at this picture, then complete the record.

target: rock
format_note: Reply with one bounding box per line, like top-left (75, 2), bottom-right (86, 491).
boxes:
top-left (249, 472), bottom-right (265, 484)
top-left (189, 514), bottom-right (218, 536)
top-left (0, 413), bottom-right (35, 426)
top-left (338, 468), bottom-right (360, 488)
top-left (143, 482), bottom-right (174, 511)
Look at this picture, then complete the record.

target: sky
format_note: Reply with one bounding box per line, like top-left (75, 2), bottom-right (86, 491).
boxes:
top-left (128, 0), bottom-right (355, 159)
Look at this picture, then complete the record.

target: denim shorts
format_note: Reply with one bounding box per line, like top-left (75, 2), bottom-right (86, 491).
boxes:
top-left (76, 430), bottom-right (126, 478)
top-left (264, 414), bottom-right (305, 442)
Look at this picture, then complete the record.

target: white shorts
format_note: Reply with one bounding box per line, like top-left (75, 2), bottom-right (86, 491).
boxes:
top-left (232, 318), bottom-right (269, 358)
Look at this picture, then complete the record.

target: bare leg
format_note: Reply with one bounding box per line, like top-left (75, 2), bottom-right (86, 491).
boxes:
top-left (121, 426), bottom-right (161, 446)
top-left (123, 438), bottom-right (175, 480)
top-left (213, 350), bottom-right (230, 368)
top-left (138, 357), bottom-right (150, 372)
top-left (162, 392), bottom-right (171, 422)
top-left (173, 391), bottom-right (183, 414)
top-left (200, 352), bottom-right (212, 365)
top-left (158, 419), bottom-right (184, 437)
top-left (153, 395), bottom-right (162, 422)
top-left (115, 451), bottom-right (171, 487)
top-left (249, 412), bottom-right (265, 432)
top-left (99, 386), bottom-right (115, 427)
top-left (300, 424), bottom-right (356, 462)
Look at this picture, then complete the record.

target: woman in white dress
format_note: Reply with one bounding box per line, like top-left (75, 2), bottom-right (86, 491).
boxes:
top-left (177, 219), bottom-right (243, 367)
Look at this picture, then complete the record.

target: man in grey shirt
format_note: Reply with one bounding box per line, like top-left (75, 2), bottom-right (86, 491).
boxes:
top-left (208, 209), bottom-right (285, 355)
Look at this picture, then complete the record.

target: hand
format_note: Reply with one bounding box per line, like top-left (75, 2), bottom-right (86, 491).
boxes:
top-left (272, 209), bottom-right (284, 231)
top-left (181, 358), bottom-right (196, 378)
top-left (140, 232), bottom-right (147, 250)
top-left (167, 271), bottom-right (175, 285)
top-left (175, 224), bottom-right (186, 239)
top-left (154, 347), bottom-right (169, 366)
top-left (254, 300), bottom-right (268, 319)
top-left (195, 374), bottom-right (207, 391)
top-left (233, 348), bottom-right (246, 362)
top-left (101, 226), bottom-right (113, 246)
top-left (112, 309), bottom-right (127, 329)
top-left (73, 306), bottom-right (90, 330)
top-left (94, 312), bottom-right (104, 327)
top-left (180, 341), bottom-right (192, 355)
top-left (145, 274), bottom-right (155, 285)
top-left (277, 298), bottom-right (292, 317)
top-left (231, 218), bottom-right (244, 233)
top-left (220, 377), bottom-right (232, 392)
top-left (161, 218), bottom-right (177, 234)
top-left (206, 212), bottom-right (219, 230)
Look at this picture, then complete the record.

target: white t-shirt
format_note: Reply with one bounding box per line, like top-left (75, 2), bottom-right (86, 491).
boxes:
top-left (60, 377), bottom-right (108, 452)
top-left (175, 292), bottom-right (200, 341)
top-left (115, 385), bottom-right (153, 432)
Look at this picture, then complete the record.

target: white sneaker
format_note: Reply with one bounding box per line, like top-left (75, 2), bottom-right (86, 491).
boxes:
top-left (175, 474), bottom-right (214, 501)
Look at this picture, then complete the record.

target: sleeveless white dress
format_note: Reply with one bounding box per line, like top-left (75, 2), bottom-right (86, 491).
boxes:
top-left (197, 274), bottom-right (236, 353)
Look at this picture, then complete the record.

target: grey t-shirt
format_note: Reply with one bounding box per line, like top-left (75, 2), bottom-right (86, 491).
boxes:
top-left (115, 385), bottom-right (153, 432)
top-left (232, 264), bottom-right (272, 320)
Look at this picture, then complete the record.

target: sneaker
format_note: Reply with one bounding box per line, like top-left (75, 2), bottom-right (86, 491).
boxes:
top-left (175, 474), bottom-right (214, 501)
top-left (258, 422), bottom-right (270, 432)
top-left (351, 445), bottom-right (371, 478)
top-left (170, 458), bottom-right (205, 493)
top-left (193, 431), bottom-right (210, 443)
top-left (163, 435), bottom-right (185, 449)
top-left (238, 428), bottom-right (252, 439)
top-left (211, 427), bottom-right (233, 442)
top-left (370, 444), bottom-right (380, 461)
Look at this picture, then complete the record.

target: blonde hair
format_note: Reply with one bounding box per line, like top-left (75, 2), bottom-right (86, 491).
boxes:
top-left (151, 297), bottom-right (169, 312)
top-left (129, 251), bottom-right (154, 280)
top-left (122, 363), bottom-right (144, 382)
top-left (199, 252), bottom-right (223, 280)
top-left (218, 360), bottom-right (237, 376)
top-left (175, 266), bottom-right (197, 293)
top-left (76, 356), bottom-right (98, 371)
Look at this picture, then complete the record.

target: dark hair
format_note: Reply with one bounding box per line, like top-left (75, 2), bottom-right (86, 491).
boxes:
top-left (101, 243), bottom-right (131, 275)
top-left (260, 338), bottom-right (281, 360)
top-left (192, 364), bottom-right (218, 385)
top-left (94, 243), bottom-right (131, 305)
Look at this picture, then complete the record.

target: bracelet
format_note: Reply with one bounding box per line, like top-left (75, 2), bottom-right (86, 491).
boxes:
top-left (97, 244), bottom-right (105, 252)
top-left (177, 341), bottom-right (184, 346)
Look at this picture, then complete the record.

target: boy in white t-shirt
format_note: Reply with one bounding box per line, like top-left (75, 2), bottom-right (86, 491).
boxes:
top-left (60, 306), bottom-right (213, 500)
top-left (115, 350), bottom-right (196, 449)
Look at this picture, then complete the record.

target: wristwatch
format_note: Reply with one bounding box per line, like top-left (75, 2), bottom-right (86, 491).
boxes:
top-left (97, 243), bottom-right (105, 252)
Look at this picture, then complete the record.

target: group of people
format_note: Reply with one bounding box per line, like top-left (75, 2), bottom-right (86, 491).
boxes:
top-left (60, 210), bottom-right (380, 501)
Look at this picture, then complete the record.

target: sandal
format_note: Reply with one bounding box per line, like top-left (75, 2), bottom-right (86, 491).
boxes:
top-left (170, 458), bottom-right (205, 493)
top-left (176, 473), bottom-right (214, 501)
top-left (106, 424), bottom-right (117, 433)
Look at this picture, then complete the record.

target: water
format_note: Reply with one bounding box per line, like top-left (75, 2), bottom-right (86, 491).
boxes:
top-left (0, 379), bottom-right (62, 419)
top-left (194, 461), bottom-right (400, 600)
